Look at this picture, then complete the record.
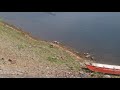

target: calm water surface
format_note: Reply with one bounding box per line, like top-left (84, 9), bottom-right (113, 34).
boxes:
top-left (0, 12), bottom-right (120, 65)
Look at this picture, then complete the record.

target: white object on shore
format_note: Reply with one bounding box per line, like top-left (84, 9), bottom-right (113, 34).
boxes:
top-left (53, 41), bottom-right (60, 44)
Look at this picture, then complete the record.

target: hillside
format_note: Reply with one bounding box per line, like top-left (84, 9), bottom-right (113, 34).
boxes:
top-left (0, 21), bottom-right (88, 78)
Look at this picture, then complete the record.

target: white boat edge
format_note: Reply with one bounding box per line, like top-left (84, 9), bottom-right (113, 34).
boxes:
top-left (85, 62), bottom-right (120, 69)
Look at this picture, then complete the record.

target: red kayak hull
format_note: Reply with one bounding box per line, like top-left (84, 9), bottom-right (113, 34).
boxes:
top-left (86, 64), bottom-right (120, 75)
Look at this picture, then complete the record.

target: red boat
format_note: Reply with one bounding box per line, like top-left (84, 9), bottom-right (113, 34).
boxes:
top-left (85, 62), bottom-right (120, 75)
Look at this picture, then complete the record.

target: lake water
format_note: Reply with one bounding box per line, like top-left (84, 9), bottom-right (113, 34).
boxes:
top-left (0, 12), bottom-right (120, 65)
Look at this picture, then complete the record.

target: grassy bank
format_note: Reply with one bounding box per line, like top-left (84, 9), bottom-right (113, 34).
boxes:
top-left (0, 21), bottom-right (119, 78)
top-left (0, 21), bottom-right (86, 77)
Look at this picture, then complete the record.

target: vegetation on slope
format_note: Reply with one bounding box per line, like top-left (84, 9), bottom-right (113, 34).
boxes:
top-left (0, 21), bottom-right (86, 77)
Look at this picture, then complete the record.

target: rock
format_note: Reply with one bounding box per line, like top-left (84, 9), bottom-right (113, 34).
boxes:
top-left (46, 66), bottom-right (49, 69)
top-left (8, 59), bottom-right (12, 62)
top-left (79, 71), bottom-right (90, 78)
top-left (53, 41), bottom-right (60, 44)
top-left (68, 72), bottom-right (71, 75)
top-left (79, 71), bottom-right (84, 74)
top-left (8, 59), bottom-right (16, 64)
top-left (84, 53), bottom-right (90, 55)
top-left (1, 58), bottom-right (4, 60)
top-left (104, 75), bottom-right (111, 78)
top-left (86, 53), bottom-right (89, 55)
top-left (80, 73), bottom-right (89, 78)
top-left (85, 55), bottom-right (91, 58)
top-left (91, 57), bottom-right (95, 60)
